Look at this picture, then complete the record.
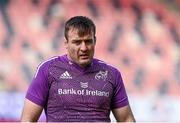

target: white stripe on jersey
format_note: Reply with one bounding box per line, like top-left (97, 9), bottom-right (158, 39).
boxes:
top-left (34, 56), bottom-right (59, 78)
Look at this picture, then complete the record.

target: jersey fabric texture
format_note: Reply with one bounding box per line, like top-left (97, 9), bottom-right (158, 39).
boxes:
top-left (26, 54), bottom-right (129, 122)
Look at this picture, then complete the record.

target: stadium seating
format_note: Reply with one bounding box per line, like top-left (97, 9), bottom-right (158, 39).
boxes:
top-left (0, 0), bottom-right (179, 121)
top-left (0, 0), bottom-right (179, 96)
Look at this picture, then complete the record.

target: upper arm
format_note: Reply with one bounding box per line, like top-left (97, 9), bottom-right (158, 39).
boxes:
top-left (21, 99), bottom-right (43, 122)
top-left (112, 105), bottom-right (136, 122)
top-left (21, 60), bottom-right (51, 122)
top-left (111, 70), bottom-right (135, 122)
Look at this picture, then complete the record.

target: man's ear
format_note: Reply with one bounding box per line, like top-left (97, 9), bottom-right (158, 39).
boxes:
top-left (94, 36), bottom-right (96, 44)
top-left (64, 40), bottom-right (68, 49)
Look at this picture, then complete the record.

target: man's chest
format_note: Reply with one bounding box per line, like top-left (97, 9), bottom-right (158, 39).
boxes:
top-left (47, 69), bottom-right (114, 109)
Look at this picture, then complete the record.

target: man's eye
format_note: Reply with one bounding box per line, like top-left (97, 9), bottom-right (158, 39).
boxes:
top-left (73, 41), bottom-right (81, 45)
top-left (86, 40), bottom-right (93, 44)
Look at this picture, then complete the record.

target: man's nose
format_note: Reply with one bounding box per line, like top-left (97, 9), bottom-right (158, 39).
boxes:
top-left (80, 42), bottom-right (88, 51)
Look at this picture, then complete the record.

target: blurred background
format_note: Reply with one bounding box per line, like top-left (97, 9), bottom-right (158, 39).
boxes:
top-left (0, 0), bottom-right (180, 122)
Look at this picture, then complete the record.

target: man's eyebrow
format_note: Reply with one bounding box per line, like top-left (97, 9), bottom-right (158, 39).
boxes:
top-left (72, 39), bottom-right (81, 41)
top-left (85, 38), bottom-right (93, 41)
top-left (71, 39), bottom-right (82, 43)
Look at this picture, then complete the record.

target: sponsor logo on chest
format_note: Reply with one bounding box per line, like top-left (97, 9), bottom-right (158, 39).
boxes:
top-left (58, 70), bottom-right (109, 97)
top-left (60, 71), bottom-right (72, 79)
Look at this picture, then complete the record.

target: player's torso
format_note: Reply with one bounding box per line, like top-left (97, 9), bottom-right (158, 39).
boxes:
top-left (46, 59), bottom-right (114, 122)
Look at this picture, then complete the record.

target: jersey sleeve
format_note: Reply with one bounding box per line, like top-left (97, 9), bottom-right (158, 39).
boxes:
top-left (111, 70), bottom-right (129, 109)
top-left (25, 62), bottom-right (50, 107)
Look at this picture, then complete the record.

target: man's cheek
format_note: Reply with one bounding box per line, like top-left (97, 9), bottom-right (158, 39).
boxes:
top-left (71, 49), bottom-right (78, 58)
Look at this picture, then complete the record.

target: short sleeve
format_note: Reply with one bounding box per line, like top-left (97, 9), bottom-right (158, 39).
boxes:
top-left (25, 62), bottom-right (49, 107)
top-left (111, 70), bottom-right (129, 109)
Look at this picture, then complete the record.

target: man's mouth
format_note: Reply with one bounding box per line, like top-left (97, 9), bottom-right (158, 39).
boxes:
top-left (79, 54), bottom-right (89, 59)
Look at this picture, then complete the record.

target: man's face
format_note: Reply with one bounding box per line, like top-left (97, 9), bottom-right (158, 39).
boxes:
top-left (65, 28), bottom-right (96, 68)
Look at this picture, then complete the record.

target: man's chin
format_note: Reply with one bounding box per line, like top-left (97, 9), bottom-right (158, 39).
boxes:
top-left (79, 60), bottom-right (91, 67)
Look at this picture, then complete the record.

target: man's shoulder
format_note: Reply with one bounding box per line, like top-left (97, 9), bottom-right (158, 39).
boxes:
top-left (93, 58), bottom-right (119, 73)
top-left (37, 55), bottom-right (67, 69)
top-left (38, 56), bottom-right (59, 67)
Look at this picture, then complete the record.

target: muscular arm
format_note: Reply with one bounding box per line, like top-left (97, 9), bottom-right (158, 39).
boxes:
top-left (112, 105), bottom-right (136, 122)
top-left (21, 99), bottom-right (43, 122)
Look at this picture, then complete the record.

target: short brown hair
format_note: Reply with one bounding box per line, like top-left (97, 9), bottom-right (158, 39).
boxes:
top-left (64, 16), bottom-right (96, 40)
